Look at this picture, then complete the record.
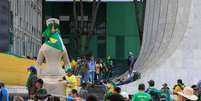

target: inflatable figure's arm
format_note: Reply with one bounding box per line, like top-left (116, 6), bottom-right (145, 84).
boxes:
top-left (37, 49), bottom-right (45, 66)
top-left (63, 50), bottom-right (71, 67)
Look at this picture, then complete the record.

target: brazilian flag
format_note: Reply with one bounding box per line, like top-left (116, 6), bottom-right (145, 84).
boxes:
top-left (45, 32), bottom-right (65, 52)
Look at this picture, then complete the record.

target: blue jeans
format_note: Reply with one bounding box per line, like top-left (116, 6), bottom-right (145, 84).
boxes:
top-left (89, 71), bottom-right (95, 84)
top-left (96, 73), bottom-right (101, 82)
top-left (81, 72), bottom-right (88, 83)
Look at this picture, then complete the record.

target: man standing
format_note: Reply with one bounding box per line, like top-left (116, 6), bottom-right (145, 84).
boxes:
top-left (132, 83), bottom-right (151, 101)
top-left (88, 57), bottom-right (96, 84)
top-left (106, 56), bottom-right (113, 80)
top-left (80, 57), bottom-right (89, 83)
top-left (128, 52), bottom-right (135, 77)
top-left (0, 81), bottom-right (9, 101)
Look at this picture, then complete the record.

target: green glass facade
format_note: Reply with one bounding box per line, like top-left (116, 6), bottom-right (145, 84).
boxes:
top-left (43, 2), bottom-right (141, 60)
top-left (106, 2), bottom-right (141, 59)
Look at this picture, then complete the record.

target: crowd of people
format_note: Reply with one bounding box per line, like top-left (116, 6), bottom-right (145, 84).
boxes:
top-left (26, 66), bottom-right (50, 101)
top-left (70, 56), bottom-right (113, 85)
top-left (1, 55), bottom-right (201, 101)
top-left (103, 79), bottom-right (201, 101)
top-left (2, 66), bottom-right (201, 101)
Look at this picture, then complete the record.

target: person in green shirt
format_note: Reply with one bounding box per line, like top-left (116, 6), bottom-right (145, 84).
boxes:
top-left (132, 83), bottom-right (151, 101)
top-left (146, 80), bottom-right (161, 101)
top-left (106, 56), bottom-right (113, 80)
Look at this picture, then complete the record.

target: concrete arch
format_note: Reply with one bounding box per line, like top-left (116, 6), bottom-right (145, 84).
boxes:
top-left (121, 0), bottom-right (201, 93)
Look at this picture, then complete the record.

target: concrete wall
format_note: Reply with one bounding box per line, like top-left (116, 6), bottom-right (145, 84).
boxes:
top-left (9, 0), bottom-right (42, 57)
top-left (121, 0), bottom-right (201, 93)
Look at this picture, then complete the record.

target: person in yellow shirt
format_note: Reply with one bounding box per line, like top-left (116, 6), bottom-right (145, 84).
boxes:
top-left (71, 59), bottom-right (77, 71)
top-left (173, 79), bottom-right (185, 100)
top-left (173, 79), bottom-right (185, 94)
top-left (63, 68), bottom-right (78, 96)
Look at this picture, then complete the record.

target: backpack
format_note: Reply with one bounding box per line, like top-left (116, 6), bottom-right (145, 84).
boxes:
top-left (160, 93), bottom-right (167, 101)
top-left (147, 88), bottom-right (161, 101)
top-left (150, 91), bottom-right (168, 101)
top-left (160, 87), bottom-right (171, 101)
top-left (149, 91), bottom-right (160, 101)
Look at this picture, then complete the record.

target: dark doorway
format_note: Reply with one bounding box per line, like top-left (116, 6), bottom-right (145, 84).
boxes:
top-left (115, 36), bottom-right (124, 59)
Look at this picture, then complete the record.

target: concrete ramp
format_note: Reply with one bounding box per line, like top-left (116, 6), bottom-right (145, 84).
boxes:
top-left (121, 0), bottom-right (201, 93)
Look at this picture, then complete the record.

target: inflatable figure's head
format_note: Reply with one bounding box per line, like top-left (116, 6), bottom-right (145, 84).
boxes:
top-left (46, 18), bottom-right (60, 26)
top-left (46, 18), bottom-right (60, 34)
top-left (43, 18), bottom-right (60, 38)
top-left (42, 18), bottom-right (65, 52)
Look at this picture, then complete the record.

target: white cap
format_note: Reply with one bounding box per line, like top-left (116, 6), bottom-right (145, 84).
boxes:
top-left (46, 18), bottom-right (60, 26)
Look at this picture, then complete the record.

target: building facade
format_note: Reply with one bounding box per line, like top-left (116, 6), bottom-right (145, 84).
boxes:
top-left (8, 0), bottom-right (43, 57)
top-left (44, 2), bottom-right (141, 60)
top-left (0, 0), bottom-right (9, 52)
